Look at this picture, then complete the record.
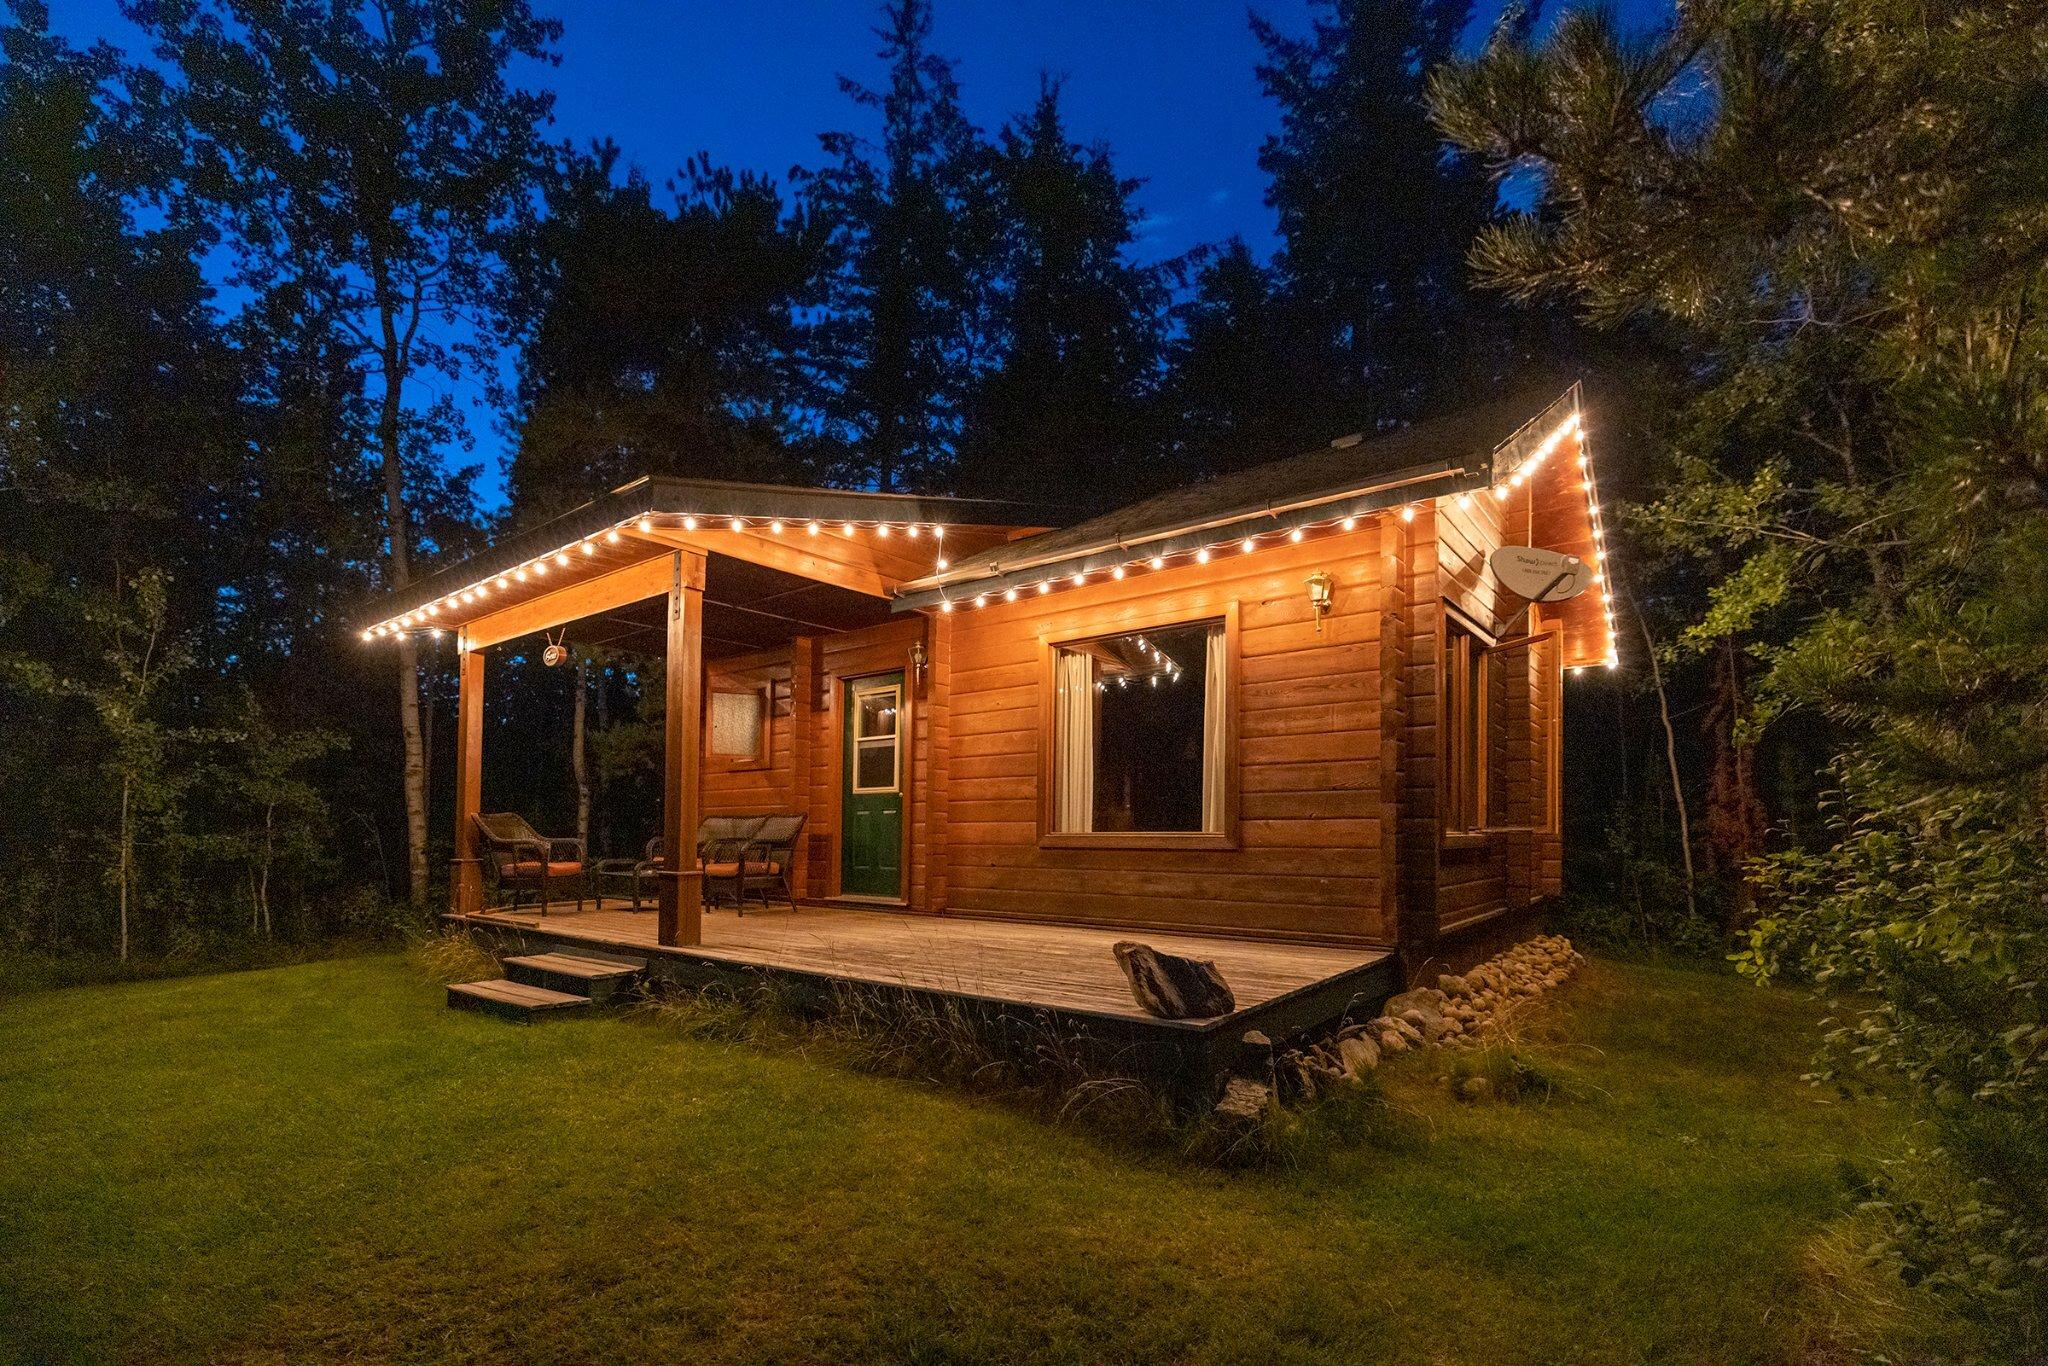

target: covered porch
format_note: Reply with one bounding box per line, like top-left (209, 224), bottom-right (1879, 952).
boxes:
top-left (359, 475), bottom-right (1037, 948)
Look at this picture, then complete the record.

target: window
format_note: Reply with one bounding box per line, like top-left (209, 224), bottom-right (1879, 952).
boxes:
top-left (709, 686), bottom-right (769, 765)
top-left (1051, 620), bottom-right (1228, 836)
top-left (850, 680), bottom-right (901, 793)
top-left (1444, 612), bottom-right (1556, 834)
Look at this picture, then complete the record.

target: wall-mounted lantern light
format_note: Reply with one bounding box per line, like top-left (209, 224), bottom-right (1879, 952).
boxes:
top-left (1306, 571), bottom-right (1335, 633)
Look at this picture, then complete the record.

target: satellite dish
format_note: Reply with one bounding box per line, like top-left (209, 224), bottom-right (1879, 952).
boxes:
top-left (1489, 546), bottom-right (1590, 603)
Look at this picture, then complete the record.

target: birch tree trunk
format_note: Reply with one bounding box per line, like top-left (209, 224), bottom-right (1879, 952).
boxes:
top-left (376, 265), bottom-right (430, 906)
top-left (573, 654), bottom-right (590, 851)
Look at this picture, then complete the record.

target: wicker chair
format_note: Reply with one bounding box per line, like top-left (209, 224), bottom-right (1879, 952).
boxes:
top-left (629, 816), bottom-right (768, 911)
top-left (727, 813), bottom-right (807, 913)
top-left (473, 812), bottom-right (587, 914)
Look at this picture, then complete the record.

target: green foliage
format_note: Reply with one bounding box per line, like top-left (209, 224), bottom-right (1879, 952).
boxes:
top-left (1434, 0), bottom-right (2048, 1342)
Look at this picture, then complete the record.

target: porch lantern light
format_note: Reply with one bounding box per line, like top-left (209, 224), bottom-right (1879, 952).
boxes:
top-left (1306, 570), bottom-right (1335, 634)
top-left (908, 638), bottom-right (928, 685)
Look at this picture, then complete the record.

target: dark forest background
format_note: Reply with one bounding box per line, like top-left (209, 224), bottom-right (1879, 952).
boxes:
top-left (4, 0), bottom-right (2044, 1336)
top-left (2, 0), bottom-right (1693, 958)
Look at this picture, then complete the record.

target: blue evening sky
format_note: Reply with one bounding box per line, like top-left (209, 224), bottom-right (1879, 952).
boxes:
top-left (52, 0), bottom-right (1673, 500)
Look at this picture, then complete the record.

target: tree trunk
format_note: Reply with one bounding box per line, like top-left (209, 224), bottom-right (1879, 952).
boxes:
top-left (118, 772), bottom-right (132, 963)
top-left (1702, 637), bottom-right (1769, 930)
top-left (573, 654), bottom-right (590, 851)
top-left (1629, 588), bottom-right (1697, 922)
top-left (376, 274), bottom-right (430, 906)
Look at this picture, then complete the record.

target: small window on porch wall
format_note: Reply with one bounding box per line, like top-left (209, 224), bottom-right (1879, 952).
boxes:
top-left (709, 687), bottom-right (769, 765)
top-left (1444, 613), bottom-right (1557, 834)
top-left (1051, 621), bottom-right (1227, 834)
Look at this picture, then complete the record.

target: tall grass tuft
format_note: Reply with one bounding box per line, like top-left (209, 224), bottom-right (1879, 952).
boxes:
top-left (405, 928), bottom-right (499, 985)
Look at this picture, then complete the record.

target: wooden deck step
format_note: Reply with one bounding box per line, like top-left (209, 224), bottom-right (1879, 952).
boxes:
top-left (501, 952), bottom-right (645, 1004)
top-left (447, 978), bottom-right (591, 1023)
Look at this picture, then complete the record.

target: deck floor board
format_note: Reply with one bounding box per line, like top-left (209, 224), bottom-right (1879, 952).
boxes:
top-left (464, 902), bottom-right (1389, 1024)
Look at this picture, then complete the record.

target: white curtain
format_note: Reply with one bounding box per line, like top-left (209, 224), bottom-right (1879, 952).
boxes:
top-left (1053, 650), bottom-right (1095, 832)
top-left (1201, 625), bottom-right (1229, 832)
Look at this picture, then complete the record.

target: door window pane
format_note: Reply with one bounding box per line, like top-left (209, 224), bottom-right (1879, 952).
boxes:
top-left (855, 739), bottom-right (897, 791)
top-left (857, 689), bottom-right (897, 739)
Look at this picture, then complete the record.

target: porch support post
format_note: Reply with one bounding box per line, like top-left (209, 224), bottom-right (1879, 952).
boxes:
top-left (450, 632), bottom-right (484, 917)
top-left (658, 549), bottom-right (707, 946)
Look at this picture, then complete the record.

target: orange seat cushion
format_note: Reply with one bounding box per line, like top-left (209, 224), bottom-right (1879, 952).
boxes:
top-left (504, 860), bottom-right (583, 878)
top-left (701, 860), bottom-right (782, 878)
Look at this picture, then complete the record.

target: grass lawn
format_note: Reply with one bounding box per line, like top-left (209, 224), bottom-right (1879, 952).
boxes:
top-left (0, 952), bottom-right (1947, 1362)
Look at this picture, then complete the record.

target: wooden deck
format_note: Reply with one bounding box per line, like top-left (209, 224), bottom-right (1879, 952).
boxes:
top-left (453, 901), bottom-right (1392, 1031)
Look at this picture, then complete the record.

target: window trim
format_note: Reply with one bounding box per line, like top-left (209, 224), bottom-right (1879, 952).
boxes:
top-left (1035, 602), bottom-right (1239, 851)
top-left (706, 682), bottom-right (773, 772)
top-left (849, 678), bottom-right (903, 795)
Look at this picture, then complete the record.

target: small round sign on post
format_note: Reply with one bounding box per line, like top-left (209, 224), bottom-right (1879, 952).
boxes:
top-left (1488, 546), bottom-right (1590, 603)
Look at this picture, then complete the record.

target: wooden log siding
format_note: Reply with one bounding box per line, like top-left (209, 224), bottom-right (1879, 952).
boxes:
top-left (678, 486), bottom-right (1564, 949)
top-left (941, 522), bottom-right (1393, 943)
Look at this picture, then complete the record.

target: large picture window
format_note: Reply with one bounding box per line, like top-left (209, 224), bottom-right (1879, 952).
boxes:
top-left (1051, 620), bottom-right (1228, 836)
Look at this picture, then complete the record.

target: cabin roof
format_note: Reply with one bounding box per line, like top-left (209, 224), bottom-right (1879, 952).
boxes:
top-left (890, 392), bottom-right (1565, 609)
top-left (362, 475), bottom-right (1052, 632)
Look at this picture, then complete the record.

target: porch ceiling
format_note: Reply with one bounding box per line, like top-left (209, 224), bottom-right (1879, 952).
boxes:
top-left (564, 553), bottom-right (898, 659)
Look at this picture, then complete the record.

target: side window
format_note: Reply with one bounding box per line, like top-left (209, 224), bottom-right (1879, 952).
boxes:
top-left (1445, 615), bottom-right (1557, 835)
top-left (709, 686), bottom-right (769, 765)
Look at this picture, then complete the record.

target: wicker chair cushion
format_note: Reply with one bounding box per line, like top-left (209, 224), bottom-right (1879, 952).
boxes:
top-left (700, 860), bottom-right (782, 878)
top-left (502, 860), bottom-right (583, 878)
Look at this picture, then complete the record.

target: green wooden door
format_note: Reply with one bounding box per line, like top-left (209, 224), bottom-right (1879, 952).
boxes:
top-left (841, 673), bottom-right (904, 897)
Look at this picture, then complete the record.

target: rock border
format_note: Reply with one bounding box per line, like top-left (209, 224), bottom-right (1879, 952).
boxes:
top-left (1216, 934), bottom-right (1585, 1115)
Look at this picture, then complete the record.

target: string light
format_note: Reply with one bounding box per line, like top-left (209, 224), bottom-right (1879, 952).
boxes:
top-left (360, 407), bottom-right (1615, 658)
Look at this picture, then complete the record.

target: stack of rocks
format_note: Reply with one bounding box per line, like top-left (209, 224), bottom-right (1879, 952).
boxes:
top-left (1215, 934), bottom-right (1584, 1116)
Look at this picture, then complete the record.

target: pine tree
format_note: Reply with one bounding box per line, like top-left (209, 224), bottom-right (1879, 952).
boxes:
top-left (1253, 0), bottom-right (1497, 431)
top-left (506, 143), bottom-right (829, 521)
top-left (803, 0), bottom-right (997, 492)
top-left (951, 79), bottom-right (1167, 510)
top-left (1163, 239), bottom-right (1321, 478)
top-left (1433, 1), bottom-right (2048, 1340)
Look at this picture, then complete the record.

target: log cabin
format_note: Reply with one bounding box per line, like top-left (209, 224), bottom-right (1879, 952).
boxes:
top-left (363, 387), bottom-right (1614, 1065)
